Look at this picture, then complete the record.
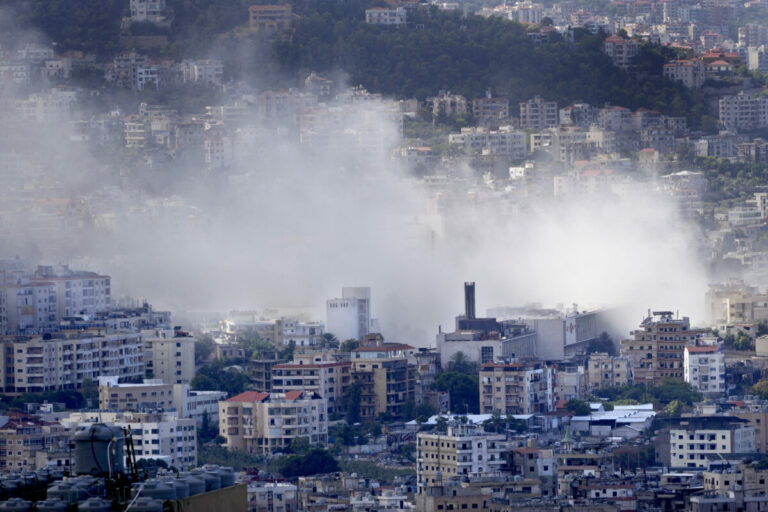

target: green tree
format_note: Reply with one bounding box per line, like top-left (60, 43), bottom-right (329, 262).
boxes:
top-left (289, 436), bottom-right (310, 454)
top-left (339, 339), bottom-right (360, 352)
top-left (81, 378), bottom-right (99, 406)
top-left (280, 449), bottom-right (339, 478)
top-left (432, 372), bottom-right (479, 414)
top-left (447, 351), bottom-right (479, 374)
top-left (483, 411), bottom-right (505, 433)
top-left (322, 333), bottom-right (340, 349)
top-left (342, 380), bottom-right (363, 424)
top-left (195, 334), bottom-right (216, 364)
top-left (753, 380), bottom-right (768, 399)
top-left (566, 399), bottom-right (591, 416)
top-left (434, 416), bottom-right (448, 433)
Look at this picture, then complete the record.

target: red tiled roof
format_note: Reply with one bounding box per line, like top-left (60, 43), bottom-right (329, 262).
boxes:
top-left (284, 390), bottom-right (304, 401)
top-left (686, 346), bottom-right (718, 353)
top-left (227, 391), bottom-right (269, 403)
top-left (352, 344), bottom-right (414, 352)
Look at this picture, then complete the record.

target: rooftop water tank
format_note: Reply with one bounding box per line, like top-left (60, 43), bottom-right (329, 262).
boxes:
top-left (35, 499), bottom-right (69, 512)
top-left (130, 498), bottom-right (164, 512)
top-left (0, 498), bottom-right (32, 512)
top-left (77, 497), bottom-right (113, 512)
top-left (74, 424), bottom-right (124, 476)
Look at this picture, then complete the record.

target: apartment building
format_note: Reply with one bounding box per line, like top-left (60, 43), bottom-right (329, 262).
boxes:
top-left (669, 417), bottom-right (754, 469)
top-left (351, 344), bottom-right (416, 420)
top-left (326, 287), bottom-right (371, 342)
top-left (0, 331), bottom-right (144, 394)
top-left (219, 390), bottom-right (327, 455)
top-left (472, 96), bottom-right (509, 124)
top-left (663, 59), bottom-right (705, 88)
top-left (248, 482), bottom-right (298, 512)
top-left (271, 360), bottom-right (350, 416)
top-left (416, 421), bottom-right (509, 493)
top-left (519, 96), bottom-right (558, 130)
top-left (365, 7), bottom-right (407, 25)
top-left (248, 5), bottom-right (293, 33)
top-left (603, 36), bottom-right (640, 69)
top-left (479, 362), bottom-right (554, 415)
top-left (98, 377), bottom-right (227, 425)
top-left (2, 278), bottom-right (57, 332)
top-left (719, 92), bottom-right (768, 132)
top-left (706, 282), bottom-right (768, 325)
top-left (619, 311), bottom-right (709, 385)
top-left (587, 352), bottom-right (632, 392)
top-left (129, 0), bottom-right (167, 23)
top-left (704, 463), bottom-right (768, 493)
top-left (684, 346), bottom-right (725, 395)
top-left (0, 413), bottom-right (69, 470)
top-left (142, 327), bottom-right (195, 384)
top-left (65, 411), bottom-right (197, 470)
top-left (428, 91), bottom-right (468, 117)
top-left (448, 126), bottom-right (526, 159)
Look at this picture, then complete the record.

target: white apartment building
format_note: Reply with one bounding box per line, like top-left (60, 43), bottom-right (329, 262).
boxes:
top-left (719, 92), bottom-right (768, 132)
top-left (365, 7), bottom-right (407, 25)
top-left (219, 391), bottom-right (328, 455)
top-left (31, 265), bottom-right (111, 320)
top-left (2, 278), bottom-right (57, 332)
top-left (130, 0), bottom-right (167, 23)
top-left (417, 421), bottom-right (508, 493)
top-left (748, 45), bottom-right (768, 72)
top-left (670, 418), bottom-right (754, 469)
top-left (663, 59), bottom-right (705, 88)
top-left (142, 328), bottom-right (195, 384)
top-left (248, 482), bottom-right (298, 512)
top-left (65, 411), bottom-right (197, 470)
top-left (271, 361), bottom-right (351, 415)
top-left (448, 126), bottom-right (527, 160)
top-left (684, 346), bottom-right (725, 395)
top-left (479, 362), bottom-right (554, 415)
top-left (326, 287), bottom-right (371, 342)
top-left (0, 331), bottom-right (143, 394)
top-left (180, 59), bottom-right (224, 86)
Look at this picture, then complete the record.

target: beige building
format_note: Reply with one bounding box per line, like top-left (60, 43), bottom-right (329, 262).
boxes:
top-left (350, 344), bottom-right (416, 420)
top-left (479, 362), bottom-right (553, 415)
top-left (0, 413), bottom-right (69, 470)
top-left (31, 265), bottom-right (111, 320)
top-left (142, 327), bottom-right (195, 384)
top-left (248, 5), bottom-right (293, 33)
top-left (416, 422), bottom-right (508, 493)
top-left (0, 330), bottom-right (144, 394)
top-left (703, 463), bottom-right (768, 493)
top-left (219, 390), bottom-right (327, 455)
top-left (271, 360), bottom-right (350, 416)
top-left (730, 406), bottom-right (768, 453)
top-left (587, 352), bottom-right (632, 392)
top-left (603, 35), bottom-right (640, 69)
top-left (619, 311), bottom-right (709, 385)
top-left (519, 96), bottom-right (558, 130)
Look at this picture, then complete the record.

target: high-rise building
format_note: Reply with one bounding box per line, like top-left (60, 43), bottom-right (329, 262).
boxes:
top-left (479, 361), bottom-right (554, 415)
top-left (619, 311), bottom-right (710, 385)
top-left (350, 343), bottom-right (416, 420)
top-left (142, 327), bottom-right (196, 384)
top-left (326, 287), bottom-right (371, 342)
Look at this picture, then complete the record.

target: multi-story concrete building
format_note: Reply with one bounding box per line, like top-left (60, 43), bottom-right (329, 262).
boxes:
top-left (669, 417), bottom-right (755, 469)
top-left (519, 96), bottom-right (558, 130)
top-left (271, 360), bottom-right (351, 416)
top-left (587, 352), bottom-right (632, 392)
top-left (65, 411), bottom-right (197, 470)
top-left (619, 311), bottom-right (710, 385)
top-left (1, 277), bottom-right (57, 332)
top-left (29, 264), bottom-right (111, 320)
top-left (0, 331), bottom-right (144, 393)
top-left (663, 59), bottom-right (705, 88)
top-left (248, 482), bottom-right (298, 512)
top-left (365, 7), bottom-right (407, 25)
top-left (603, 35), bottom-right (640, 69)
top-left (130, 0), bottom-right (167, 23)
top-left (437, 284), bottom-right (538, 365)
top-left (350, 344), bottom-right (416, 420)
top-left (142, 327), bottom-right (195, 384)
top-left (0, 413), bottom-right (69, 470)
top-left (719, 92), bottom-right (768, 132)
top-left (471, 96), bottom-right (509, 124)
top-left (416, 421), bottom-right (509, 493)
top-left (684, 346), bottom-right (725, 395)
top-left (97, 377), bottom-right (227, 425)
top-left (559, 103), bottom-right (599, 128)
top-left (448, 126), bottom-right (526, 160)
top-left (248, 5), bottom-right (293, 33)
top-left (479, 361), bottom-right (554, 415)
top-left (740, 24), bottom-right (768, 48)
top-left (219, 390), bottom-right (327, 455)
top-left (730, 404), bottom-right (768, 453)
top-left (326, 287), bottom-right (371, 342)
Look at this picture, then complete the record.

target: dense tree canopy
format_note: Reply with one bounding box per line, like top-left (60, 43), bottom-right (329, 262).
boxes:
top-left (432, 371), bottom-right (479, 414)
